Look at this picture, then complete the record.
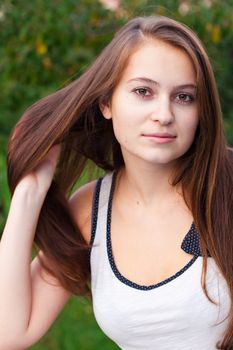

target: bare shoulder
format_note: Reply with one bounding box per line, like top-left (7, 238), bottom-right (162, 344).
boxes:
top-left (69, 179), bottom-right (98, 244)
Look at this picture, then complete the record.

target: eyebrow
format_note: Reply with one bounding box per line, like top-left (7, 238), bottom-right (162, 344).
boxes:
top-left (126, 77), bottom-right (197, 90)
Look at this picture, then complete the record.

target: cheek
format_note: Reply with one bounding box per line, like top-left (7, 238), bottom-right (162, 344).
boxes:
top-left (111, 117), bottom-right (130, 145)
top-left (190, 113), bottom-right (199, 131)
top-left (111, 101), bottom-right (141, 133)
top-left (184, 114), bottom-right (199, 142)
top-left (111, 109), bottom-right (139, 147)
top-left (180, 107), bottom-right (199, 130)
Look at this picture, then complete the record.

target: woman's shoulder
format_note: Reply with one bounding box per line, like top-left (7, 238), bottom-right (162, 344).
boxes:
top-left (69, 179), bottom-right (98, 244)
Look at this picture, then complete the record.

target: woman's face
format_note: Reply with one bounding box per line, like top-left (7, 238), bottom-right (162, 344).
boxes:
top-left (101, 39), bottom-right (199, 167)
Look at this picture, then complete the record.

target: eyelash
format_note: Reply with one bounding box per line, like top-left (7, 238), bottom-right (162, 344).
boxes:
top-left (132, 87), bottom-right (195, 105)
top-left (174, 93), bottom-right (195, 104)
top-left (133, 87), bottom-right (152, 98)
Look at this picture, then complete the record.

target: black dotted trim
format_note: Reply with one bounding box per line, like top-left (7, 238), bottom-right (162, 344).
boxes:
top-left (89, 177), bottom-right (103, 258)
top-left (106, 170), bottom-right (199, 291)
top-left (181, 223), bottom-right (201, 256)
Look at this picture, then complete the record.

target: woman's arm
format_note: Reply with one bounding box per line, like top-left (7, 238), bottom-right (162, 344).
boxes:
top-left (0, 145), bottom-right (71, 349)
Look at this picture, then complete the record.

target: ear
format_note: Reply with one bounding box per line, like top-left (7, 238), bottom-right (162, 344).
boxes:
top-left (99, 101), bottom-right (112, 120)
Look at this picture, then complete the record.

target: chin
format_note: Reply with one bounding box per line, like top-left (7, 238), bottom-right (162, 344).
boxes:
top-left (140, 153), bottom-right (180, 165)
top-left (139, 157), bottom-right (177, 166)
top-left (123, 148), bottom-right (184, 166)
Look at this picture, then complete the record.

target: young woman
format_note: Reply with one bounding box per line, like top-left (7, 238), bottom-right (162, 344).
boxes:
top-left (0, 15), bottom-right (233, 350)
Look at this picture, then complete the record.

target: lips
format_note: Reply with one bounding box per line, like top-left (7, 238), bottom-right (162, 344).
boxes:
top-left (141, 132), bottom-right (176, 144)
top-left (142, 132), bottom-right (176, 138)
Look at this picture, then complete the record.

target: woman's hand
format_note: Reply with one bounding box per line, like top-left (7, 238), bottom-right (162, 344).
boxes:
top-left (14, 144), bottom-right (61, 201)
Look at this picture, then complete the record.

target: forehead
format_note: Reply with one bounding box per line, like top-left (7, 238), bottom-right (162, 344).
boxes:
top-left (118, 39), bottom-right (196, 87)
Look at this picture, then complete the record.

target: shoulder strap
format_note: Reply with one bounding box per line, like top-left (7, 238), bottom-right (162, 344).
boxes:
top-left (90, 172), bottom-right (114, 246)
top-left (90, 177), bottom-right (103, 245)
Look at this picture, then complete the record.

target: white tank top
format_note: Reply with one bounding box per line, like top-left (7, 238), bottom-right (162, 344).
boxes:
top-left (90, 171), bottom-right (231, 350)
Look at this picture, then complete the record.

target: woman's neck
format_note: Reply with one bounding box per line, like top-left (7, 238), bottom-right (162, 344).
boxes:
top-left (116, 162), bottom-right (182, 209)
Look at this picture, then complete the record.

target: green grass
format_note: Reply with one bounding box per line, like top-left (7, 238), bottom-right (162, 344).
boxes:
top-left (30, 296), bottom-right (119, 350)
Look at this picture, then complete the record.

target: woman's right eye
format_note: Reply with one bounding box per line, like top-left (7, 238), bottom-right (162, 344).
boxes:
top-left (133, 87), bottom-right (152, 98)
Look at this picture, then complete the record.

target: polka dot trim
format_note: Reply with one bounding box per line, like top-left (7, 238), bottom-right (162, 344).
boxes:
top-left (181, 223), bottom-right (201, 256)
top-left (106, 171), bottom-right (199, 291)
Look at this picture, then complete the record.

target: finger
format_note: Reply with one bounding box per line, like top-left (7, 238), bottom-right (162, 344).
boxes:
top-left (34, 145), bottom-right (61, 187)
top-left (45, 144), bottom-right (61, 167)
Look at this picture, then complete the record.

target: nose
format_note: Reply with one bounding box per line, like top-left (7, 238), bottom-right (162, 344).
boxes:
top-left (150, 95), bottom-right (174, 125)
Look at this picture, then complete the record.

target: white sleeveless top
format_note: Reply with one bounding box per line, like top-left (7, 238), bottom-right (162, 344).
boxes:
top-left (90, 171), bottom-right (231, 349)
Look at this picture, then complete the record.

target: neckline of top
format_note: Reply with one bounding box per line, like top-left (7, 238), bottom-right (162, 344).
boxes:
top-left (105, 170), bottom-right (200, 291)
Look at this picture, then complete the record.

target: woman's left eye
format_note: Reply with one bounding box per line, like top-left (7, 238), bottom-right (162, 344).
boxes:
top-left (133, 87), bottom-right (152, 98)
top-left (175, 93), bottom-right (194, 104)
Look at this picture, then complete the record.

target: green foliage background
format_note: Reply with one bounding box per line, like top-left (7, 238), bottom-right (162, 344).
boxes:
top-left (0, 0), bottom-right (232, 349)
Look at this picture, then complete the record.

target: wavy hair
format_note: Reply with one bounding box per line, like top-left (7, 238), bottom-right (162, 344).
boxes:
top-left (7, 16), bottom-right (233, 348)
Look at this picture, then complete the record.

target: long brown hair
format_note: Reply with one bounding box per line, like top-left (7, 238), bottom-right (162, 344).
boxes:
top-left (7, 16), bottom-right (233, 348)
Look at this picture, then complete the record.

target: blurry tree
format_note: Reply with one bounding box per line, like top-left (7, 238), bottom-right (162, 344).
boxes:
top-left (0, 0), bottom-right (123, 134)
